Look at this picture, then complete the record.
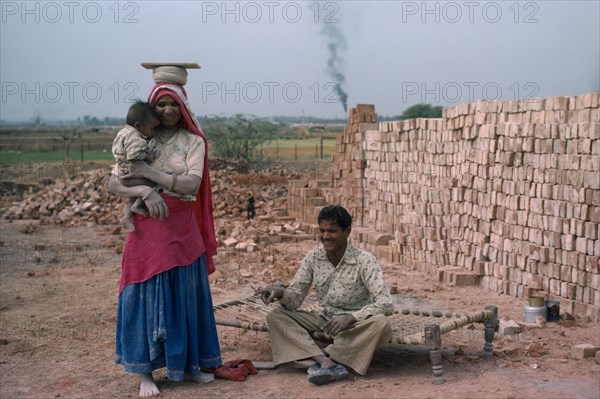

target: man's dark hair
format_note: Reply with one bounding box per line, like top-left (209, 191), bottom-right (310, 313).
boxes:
top-left (317, 205), bottom-right (352, 230)
top-left (126, 100), bottom-right (158, 126)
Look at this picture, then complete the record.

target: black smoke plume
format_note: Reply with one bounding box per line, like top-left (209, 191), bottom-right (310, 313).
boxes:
top-left (321, 24), bottom-right (348, 114)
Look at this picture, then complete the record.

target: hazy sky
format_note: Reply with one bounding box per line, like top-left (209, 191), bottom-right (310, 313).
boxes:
top-left (1, 0), bottom-right (599, 121)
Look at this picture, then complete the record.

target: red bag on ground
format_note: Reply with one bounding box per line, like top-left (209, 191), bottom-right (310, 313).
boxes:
top-left (214, 359), bottom-right (258, 381)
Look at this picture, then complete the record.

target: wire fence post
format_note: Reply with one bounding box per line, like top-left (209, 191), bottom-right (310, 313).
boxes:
top-left (320, 137), bottom-right (324, 159)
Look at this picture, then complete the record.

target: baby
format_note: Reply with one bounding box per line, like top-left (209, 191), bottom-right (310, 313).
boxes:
top-left (112, 101), bottom-right (159, 231)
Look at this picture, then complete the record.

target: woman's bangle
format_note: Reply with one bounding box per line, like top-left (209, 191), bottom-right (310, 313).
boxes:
top-left (169, 174), bottom-right (178, 192)
top-left (141, 187), bottom-right (154, 201)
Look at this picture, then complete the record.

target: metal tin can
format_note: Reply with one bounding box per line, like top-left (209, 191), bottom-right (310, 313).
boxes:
top-left (523, 305), bottom-right (546, 323)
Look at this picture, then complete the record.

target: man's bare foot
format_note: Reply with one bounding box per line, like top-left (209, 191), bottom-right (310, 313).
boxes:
top-left (139, 373), bottom-right (159, 397)
top-left (184, 371), bottom-right (215, 384)
top-left (313, 354), bottom-right (336, 368)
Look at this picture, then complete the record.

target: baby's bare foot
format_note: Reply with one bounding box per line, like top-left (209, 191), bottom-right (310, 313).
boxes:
top-left (121, 216), bottom-right (135, 232)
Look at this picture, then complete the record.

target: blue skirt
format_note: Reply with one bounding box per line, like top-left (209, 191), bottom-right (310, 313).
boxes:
top-left (115, 254), bottom-right (222, 380)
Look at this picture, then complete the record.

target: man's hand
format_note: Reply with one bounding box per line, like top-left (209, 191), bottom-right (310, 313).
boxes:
top-left (255, 286), bottom-right (284, 305)
top-left (321, 314), bottom-right (356, 336)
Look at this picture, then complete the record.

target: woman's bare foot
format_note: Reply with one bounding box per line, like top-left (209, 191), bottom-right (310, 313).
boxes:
top-left (139, 373), bottom-right (159, 397)
top-left (184, 371), bottom-right (215, 384)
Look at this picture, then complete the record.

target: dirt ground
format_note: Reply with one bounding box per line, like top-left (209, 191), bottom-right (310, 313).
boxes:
top-left (1, 206), bottom-right (599, 398)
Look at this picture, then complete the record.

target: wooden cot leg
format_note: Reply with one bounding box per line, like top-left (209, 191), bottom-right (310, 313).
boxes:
top-left (483, 305), bottom-right (499, 360)
top-left (425, 323), bottom-right (445, 384)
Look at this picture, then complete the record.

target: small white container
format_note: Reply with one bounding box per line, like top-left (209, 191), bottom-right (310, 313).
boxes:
top-left (523, 305), bottom-right (546, 323)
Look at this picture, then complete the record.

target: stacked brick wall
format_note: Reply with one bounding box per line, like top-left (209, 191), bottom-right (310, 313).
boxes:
top-left (287, 92), bottom-right (600, 321)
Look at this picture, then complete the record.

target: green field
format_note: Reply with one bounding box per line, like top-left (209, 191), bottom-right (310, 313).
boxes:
top-left (259, 138), bottom-right (337, 160)
top-left (0, 150), bottom-right (114, 163)
top-left (0, 138), bottom-right (338, 163)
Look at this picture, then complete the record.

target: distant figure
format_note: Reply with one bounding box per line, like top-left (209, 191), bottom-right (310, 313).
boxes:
top-left (247, 195), bottom-right (256, 220)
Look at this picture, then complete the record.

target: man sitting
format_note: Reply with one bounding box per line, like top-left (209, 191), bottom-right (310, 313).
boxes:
top-left (256, 205), bottom-right (394, 385)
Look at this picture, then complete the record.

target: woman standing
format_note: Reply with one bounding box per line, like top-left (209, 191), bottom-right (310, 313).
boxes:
top-left (109, 63), bottom-right (221, 397)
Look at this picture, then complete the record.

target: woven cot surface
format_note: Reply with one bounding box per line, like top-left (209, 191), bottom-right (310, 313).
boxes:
top-left (213, 296), bottom-right (493, 345)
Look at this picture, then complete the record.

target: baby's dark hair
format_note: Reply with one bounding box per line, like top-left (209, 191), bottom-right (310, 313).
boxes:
top-left (317, 205), bottom-right (352, 230)
top-left (126, 101), bottom-right (158, 126)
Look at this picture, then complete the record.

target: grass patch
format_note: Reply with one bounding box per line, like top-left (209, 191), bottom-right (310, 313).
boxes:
top-left (1, 138), bottom-right (338, 163)
top-left (259, 138), bottom-right (336, 160)
top-left (0, 151), bottom-right (114, 163)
